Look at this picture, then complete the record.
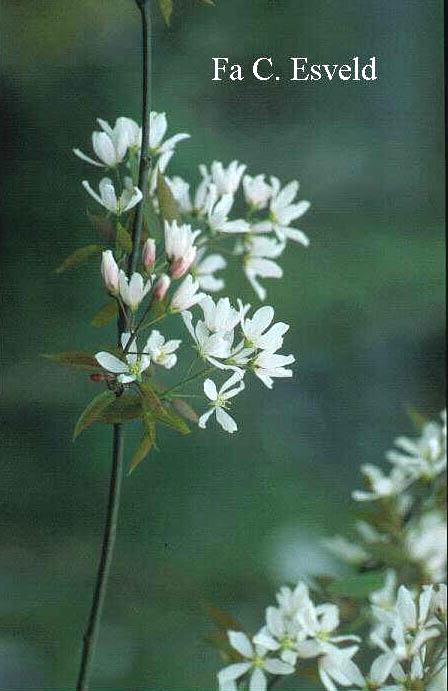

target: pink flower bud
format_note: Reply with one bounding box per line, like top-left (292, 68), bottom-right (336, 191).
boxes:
top-left (154, 274), bottom-right (171, 300)
top-left (101, 250), bottom-right (119, 294)
top-left (142, 238), bottom-right (156, 273)
top-left (169, 247), bottom-right (196, 279)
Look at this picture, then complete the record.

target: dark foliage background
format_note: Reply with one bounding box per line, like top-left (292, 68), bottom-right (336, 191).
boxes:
top-left (1, 0), bottom-right (444, 688)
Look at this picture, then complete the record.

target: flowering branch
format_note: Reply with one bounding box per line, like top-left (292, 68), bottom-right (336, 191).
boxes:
top-left (76, 2), bottom-right (152, 688)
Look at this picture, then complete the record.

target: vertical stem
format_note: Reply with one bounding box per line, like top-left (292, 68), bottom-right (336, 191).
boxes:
top-left (75, 3), bottom-right (152, 688)
top-left (129, 0), bottom-right (152, 275)
top-left (76, 425), bottom-right (124, 691)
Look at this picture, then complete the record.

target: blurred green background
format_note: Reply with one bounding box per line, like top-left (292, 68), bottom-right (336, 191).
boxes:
top-left (1, 0), bottom-right (445, 688)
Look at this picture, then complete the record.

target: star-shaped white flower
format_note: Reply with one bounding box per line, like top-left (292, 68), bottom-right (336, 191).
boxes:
top-left (74, 116), bottom-right (138, 167)
top-left (118, 270), bottom-right (152, 312)
top-left (95, 332), bottom-right (151, 384)
top-left (181, 311), bottom-right (233, 369)
top-left (269, 176), bottom-right (310, 245)
top-left (170, 275), bottom-right (205, 312)
top-left (241, 304), bottom-right (289, 352)
top-left (82, 177), bottom-right (142, 215)
top-left (198, 373), bottom-right (245, 434)
top-left (217, 631), bottom-right (294, 691)
top-left (146, 330), bottom-right (181, 370)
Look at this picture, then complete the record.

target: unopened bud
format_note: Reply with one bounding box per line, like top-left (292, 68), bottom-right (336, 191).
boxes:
top-left (154, 274), bottom-right (171, 300)
top-left (142, 238), bottom-right (156, 273)
top-left (169, 247), bottom-right (196, 279)
top-left (90, 373), bottom-right (106, 382)
top-left (101, 250), bottom-right (119, 294)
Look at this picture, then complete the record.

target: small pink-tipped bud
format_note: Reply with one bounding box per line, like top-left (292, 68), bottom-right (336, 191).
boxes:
top-left (154, 274), bottom-right (171, 300)
top-left (101, 250), bottom-right (119, 294)
top-left (169, 247), bottom-right (196, 279)
top-left (142, 238), bottom-right (156, 273)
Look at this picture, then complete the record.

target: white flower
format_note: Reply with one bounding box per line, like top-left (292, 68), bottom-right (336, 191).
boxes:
top-left (243, 174), bottom-right (273, 210)
top-left (352, 464), bottom-right (411, 502)
top-left (295, 596), bottom-right (360, 653)
top-left (241, 305), bottom-right (289, 351)
top-left (386, 415), bottom-right (446, 480)
top-left (198, 373), bottom-right (245, 433)
top-left (217, 631), bottom-right (294, 691)
top-left (192, 249), bottom-right (227, 292)
top-left (118, 270), bottom-right (151, 311)
top-left (164, 220), bottom-right (201, 278)
top-left (269, 177), bottom-right (310, 245)
top-left (253, 606), bottom-right (304, 666)
top-left (200, 296), bottom-right (241, 333)
top-left (165, 175), bottom-right (193, 214)
top-left (170, 275), bottom-right (205, 312)
top-left (405, 511), bottom-right (447, 582)
top-left (206, 186), bottom-right (250, 234)
top-left (146, 330), bottom-right (181, 369)
top-left (317, 645), bottom-right (365, 691)
top-left (208, 160), bottom-right (247, 196)
top-left (95, 332), bottom-right (150, 384)
top-left (252, 350), bottom-right (295, 389)
top-left (101, 250), bottom-right (120, 294)
top-left (241, 236), bottom-right (285, 300)
top-left (276, 581), bottom-right (310, 620)
top-left (82, 177), bottom-right (142, 215)
top-left (181, 311), bottom-right (233, 369)
top-left (73, 116), bottom-right (138, 167)
top-left (149, 111), bottom-right (190, 155)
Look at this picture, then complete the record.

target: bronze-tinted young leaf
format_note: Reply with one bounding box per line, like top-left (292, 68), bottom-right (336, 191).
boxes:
top-left (129, 416), bottom-right (157, 474)
top-left (73, 390), bottom-right (116, 441)
top-left (140, 383), bottom-right (190, 434)
top-left (159, 0), bottom-right (173, 25)
top-left (116, 223), bottom-right (133, 254)
top-left (157, 171), bottom-right (180, 222)
top-left (171, 399), bottom-right (199, 423)
top-left (98, 395), bottom-right (143, 424)
top-left (55, 245), bottom-right (103, 274)
top-left (87, 211), bottom-right (115, 242)
top-left (91, 300), bottom-right (119, 328)
top-left (206, 605), bottom-right (241, 633)
top-left (42, 350), bottom-right (100, 372)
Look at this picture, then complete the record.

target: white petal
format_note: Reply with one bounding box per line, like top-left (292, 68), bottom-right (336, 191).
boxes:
top-left (216, 407), bottom-right (238, 434)
top-left (264, 658), bottom-right (294, 675)
top-left (203, 379), bottom-right (218, 401)
top-left (198, 408), bottom-right (214, 429)
top-left (228, 631), bottom-right (253, 658)
top-left (218, 662), bottom-right (251, 683)
top-left (249, 667), bottom-right (266, 691)
top-left (95, 352), bottom-right (129, 374)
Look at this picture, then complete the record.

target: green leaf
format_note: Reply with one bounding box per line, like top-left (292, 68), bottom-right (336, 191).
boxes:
top-left (116, 223), bottom-right (133, 254)
top-left (129, 412), bottom-right (157, 474)
top-left (159, 0), bottom-right (173, 25)
top-left (98, 395), bottom-right (143, 424)
top-left (42, 350), bottom-right (100, 372)
top-left (87, 212), bottom-right (115, 242)
top-left (171, 399), bottom-right (199, 423)
top-left (406, 406), bottom-right (428, 433)
top-left (55, 245), bottom-right (103, 274)
top-left (327, 572), bottom-right (386, 599)
top-left (157, 171), bottom-right (180, 222)
top-left (91, 300), bottom-right (119, 328)
top-left (140, 383), bottom-right (190, 434)
top-left (73, 390), bottom-right (116, 441)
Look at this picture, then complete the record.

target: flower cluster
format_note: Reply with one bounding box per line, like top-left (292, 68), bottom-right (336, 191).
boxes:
top-left (214, 411), bottom-right (447, 690)
top-left (67, 113), bottom-right (301, 454)
top-left (217, 581), bottom-right (447, 691)
top-left (325, 411), bottom-right (447, 584)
